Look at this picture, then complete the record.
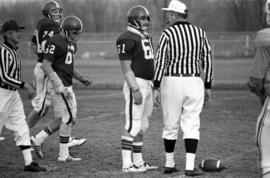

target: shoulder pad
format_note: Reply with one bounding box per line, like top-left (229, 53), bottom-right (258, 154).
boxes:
top-left (256, 28), bottom-right (270, 46)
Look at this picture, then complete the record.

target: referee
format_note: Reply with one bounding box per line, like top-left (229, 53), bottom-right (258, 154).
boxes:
top-left (0, 20), bottom-right (46, 172)
top-left (153, 0), bottom-right (213, 176)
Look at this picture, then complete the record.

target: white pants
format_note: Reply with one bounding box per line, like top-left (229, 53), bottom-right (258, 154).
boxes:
top-left (0, 88), bottom-right (30, 146)
top-left (123, 78), bottom-right (153, 137)
top-left (32, 62), bottom-right (50, 116)
top-left (256, 96), bottom-right (270, 175)
top-left (47, 82), bottom-right (77, 125)
top-left (161, 76), bottom-right (204, 140)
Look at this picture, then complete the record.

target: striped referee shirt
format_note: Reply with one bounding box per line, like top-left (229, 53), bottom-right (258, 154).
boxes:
top-left (154, 21), bottom-right (213, 89)
top-left (0, 41), bottom-right (25, 91)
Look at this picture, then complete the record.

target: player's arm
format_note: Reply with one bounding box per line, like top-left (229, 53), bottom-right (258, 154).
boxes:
top-left (120, 60), bottom-right (142, 105)
top-left (73, 68), bottom-right (92, 86)
top-left (117, 38), bottom-right (142, 104)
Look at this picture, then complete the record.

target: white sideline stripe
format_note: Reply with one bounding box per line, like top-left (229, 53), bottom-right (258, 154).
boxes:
top-left (76, 92), bottom-right (121, 100)
top-left (223, 94), bottom-right (253, 101)
top-left (79, 112), bottom-right (124, 121)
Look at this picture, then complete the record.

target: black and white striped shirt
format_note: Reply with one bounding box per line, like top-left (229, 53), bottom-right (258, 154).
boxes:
top-left (154, 21), bottom-right (213, 89)
top-left (0, 41), bottom-right (24, 91)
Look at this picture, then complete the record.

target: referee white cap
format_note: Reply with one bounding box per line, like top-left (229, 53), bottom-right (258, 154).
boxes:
top-left (162, 0), bottom-right (187, 14)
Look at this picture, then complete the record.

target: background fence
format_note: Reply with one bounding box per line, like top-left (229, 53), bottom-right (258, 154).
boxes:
top-left (18, 32), bottom-right (257, 61)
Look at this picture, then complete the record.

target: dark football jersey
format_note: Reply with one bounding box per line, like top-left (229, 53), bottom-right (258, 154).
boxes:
top-left (116, 30), bottom-right (154, 80)
top-left (31, 18), bottom-right (60, 62)
top-left (43, 34), bottom-right (77, 87)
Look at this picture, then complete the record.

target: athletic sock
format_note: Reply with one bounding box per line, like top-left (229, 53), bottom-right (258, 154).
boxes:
top-left (35, 126), bottom-right (52, 145)
top-left (184, 139), bottom-right (198, 170)
top-left (20, 146), bottom-right (33, 166)
top-left (185, 153), bottom-right (196, 170)
top-left (121, 136), bottom-right (133, 168)
top-left (59, 136), bottom-right (70, 158)
top-left (164, 139), bottom-right (176, 167)
top-left (132, 142), bottom-right (143, 165)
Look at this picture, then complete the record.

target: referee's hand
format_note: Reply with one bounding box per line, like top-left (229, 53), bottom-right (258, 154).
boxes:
top-left (204, 89), bottom-right (211, 106)
top-left (153, 89), bottom-right (161, 107)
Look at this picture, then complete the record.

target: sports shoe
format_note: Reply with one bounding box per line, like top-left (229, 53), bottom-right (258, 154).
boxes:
top-left (122, 164), bottom-right (146, 173)
top-left (30, 136), bottom-right (44, 159)
top-left (24, 162), bottom-right (47, 172)
top-left (58, 155), bottom-right (82, 162)
top-left (136, 162), bottom-right (158, 171)
top-left (67, 137), bottom-right (86, 147)
top-left (185, 168), bottom-right (203, 177)
top-left (164, 166), bottom-right (179, 174)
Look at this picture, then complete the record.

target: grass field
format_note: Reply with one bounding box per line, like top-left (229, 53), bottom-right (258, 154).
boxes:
top-left (0, 88), bottom-right (262, 178)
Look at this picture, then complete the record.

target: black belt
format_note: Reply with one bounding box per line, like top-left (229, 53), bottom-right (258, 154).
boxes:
top-left (0, 84), bottom-right (17, 91)
top-left (165, 73), bottom-right (200, 77)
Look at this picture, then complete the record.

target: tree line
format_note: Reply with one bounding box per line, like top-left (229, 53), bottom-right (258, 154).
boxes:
top-left (0, 0), bottom-right (266, 33)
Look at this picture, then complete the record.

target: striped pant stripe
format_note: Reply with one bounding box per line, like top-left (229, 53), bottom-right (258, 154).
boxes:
top-left (61, 93), bottom-right (73, 125)
top-left (256, 96), bottom-right (270, 168)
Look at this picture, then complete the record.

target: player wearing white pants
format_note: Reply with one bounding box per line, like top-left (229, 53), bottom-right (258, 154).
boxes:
top-left (116, 5), bottom-right (158, 173)
top-left (248, 26), bottom-right (270, 177)
top-left (31, 62), bottom-right (50, 117)
top-left (123, 78), bottom-right (152, 137)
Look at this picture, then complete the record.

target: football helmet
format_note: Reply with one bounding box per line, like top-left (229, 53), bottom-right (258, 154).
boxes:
top-left (61, 15), bottom-right (83, 43)
top-left (127, 5), bottom-right (151, 32)
top-left (41, 0), bottom-right (62, 23)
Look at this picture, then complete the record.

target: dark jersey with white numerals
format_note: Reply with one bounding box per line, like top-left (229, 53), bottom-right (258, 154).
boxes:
top-left (116, 30), bottom-right (154, 80)
top-left (43, 34), bottom-right (77, 87)
top-left (31, 18), bottom-right (60, 62)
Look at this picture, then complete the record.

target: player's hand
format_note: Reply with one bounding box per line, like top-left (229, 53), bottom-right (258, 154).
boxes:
top-left (153, 89), bottom-right (161, 107)
top-left (80, 76), bottom-right (92, 86)
top-left (204, 89), bottom-right (211, 106)
top-left (132, 89), bottom-right (142, 105)
top-left (24, 82), bottom-right (35, 100)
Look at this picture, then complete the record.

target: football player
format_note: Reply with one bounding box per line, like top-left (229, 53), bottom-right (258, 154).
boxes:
top-left (248, 0), bottom-right (270, 177)
top-left (40, 15), bottom-right (91, 162)
top-left (28, 0), bottom-right (86, 159)
top-left (116, 5), bottom-right (158, 173)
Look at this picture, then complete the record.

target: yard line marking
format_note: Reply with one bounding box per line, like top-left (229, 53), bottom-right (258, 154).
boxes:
top-left (76, 92), bottom-right (122, 100)
top-left (223, 94), bottom-right (253, 101)
top-left (79, 111), bottom-right (124, 121)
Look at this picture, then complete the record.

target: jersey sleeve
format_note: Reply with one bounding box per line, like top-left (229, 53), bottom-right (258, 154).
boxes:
top-left (116, 38), bottom-right (135, 61)
top-left (43, 38), bottom-right (57, 63)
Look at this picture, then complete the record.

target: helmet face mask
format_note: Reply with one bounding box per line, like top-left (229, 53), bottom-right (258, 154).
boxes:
top-left (127, 5), bottom-right (151, 32)
top-left (42, 0), bottom-right (63, 23)
top-left (61, 15), bottom-right (83, 43)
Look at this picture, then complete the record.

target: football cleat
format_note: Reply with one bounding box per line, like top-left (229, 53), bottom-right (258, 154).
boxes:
top-left (122, 164), bottom-right (146, 173)
top-left (58, 155), bottom-right (81, 162)
top-left (30, 136), bottom-right (44, 159)
top-left (67, 137), bottom-right (86, 147)
top-left (164, 166), bottom-right (179, 174)
top-left (24, 162), bottom-right (47, 172)
top-left (135, 162), bottom-right (158, 171)
top-left (185, 168), bottom-right (203, 177)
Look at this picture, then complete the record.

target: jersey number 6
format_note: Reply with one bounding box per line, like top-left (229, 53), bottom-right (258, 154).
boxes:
top-left (141, 39), bottom-right (154, 60)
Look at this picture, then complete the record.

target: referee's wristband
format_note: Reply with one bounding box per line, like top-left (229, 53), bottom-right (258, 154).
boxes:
top-left (20, 81), bottom-right (25, 88)
top-left (153, 80), bottom-right (161, 89)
